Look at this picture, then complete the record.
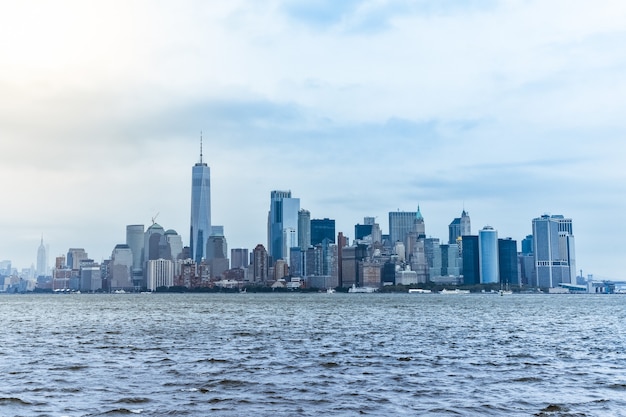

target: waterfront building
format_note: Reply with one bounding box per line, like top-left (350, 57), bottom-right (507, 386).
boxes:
top-left (462, 235), bottom-right (479, 285)
top-left (190, 135), bottom-right (211, 264)
top-left (252, 244), bottom-right (269, 283)
top-left (479, 226), bottom-right (499, 284)
top-left (498, 238), bottom-right (518, 285)
top-left (147, 258), bottom-right (174, 291)
top-left (36, 236), bottom-right (48, 278)
top-left (532, 214), bottom-right (576, 288)
top-left (298, 209), bottom-right (311, 250)
top-left (80, 260), bottom-right (101, 292)
top-left (310, 218), bottom-right (335, 246)
top-left (267, 190), bottom-right (300, 261)
top-left (110, 244), bottom-right (133, 291)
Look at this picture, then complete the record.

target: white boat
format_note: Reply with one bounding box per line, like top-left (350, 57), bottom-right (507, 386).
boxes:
top-left (326, 288), bottom-right (335, 294)
top-left (499, 284), bottom-right (513, 296)
top-left (440, 288), bottom-right (470, 295)
top-left (348, 284), bottom-right (377, 293)
top-left (408, 288), bottom-right (432, 294)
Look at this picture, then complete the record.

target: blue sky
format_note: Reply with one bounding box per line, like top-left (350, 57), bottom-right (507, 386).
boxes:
top-left (1, 0), bottom-right (625, 279)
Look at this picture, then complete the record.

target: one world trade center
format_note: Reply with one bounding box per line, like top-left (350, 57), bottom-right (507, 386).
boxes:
top-left (190, 134), bottom-right (211, 264)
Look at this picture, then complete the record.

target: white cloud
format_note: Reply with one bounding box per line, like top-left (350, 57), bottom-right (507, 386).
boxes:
top-left (0, 0), bottom-right (625, 279)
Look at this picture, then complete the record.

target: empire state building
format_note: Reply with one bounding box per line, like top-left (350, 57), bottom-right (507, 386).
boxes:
top-left (190, 135), bottom-right (211, 264)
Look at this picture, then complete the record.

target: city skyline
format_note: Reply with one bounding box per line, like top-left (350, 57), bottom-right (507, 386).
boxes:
top-left (1, 1), bottom-right (625, 279)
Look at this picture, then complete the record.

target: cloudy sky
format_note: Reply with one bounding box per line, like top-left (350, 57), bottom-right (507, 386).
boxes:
top-left (1, 0), bottom-right (625, 279)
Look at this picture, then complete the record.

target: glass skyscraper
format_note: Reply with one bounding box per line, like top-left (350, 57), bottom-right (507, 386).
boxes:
top-left (478, 226), bottom-right (499, 284)
top-left (267, 190), bottom-right (300, 261)
top-left (190, 139), bottom-right (211, 264)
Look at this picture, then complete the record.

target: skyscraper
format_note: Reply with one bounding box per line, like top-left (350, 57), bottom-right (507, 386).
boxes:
top-left (36, 236), bottom-right (48, 277)
top-left (448, 210), bottom-right (471, 244)
top-left (310, 218), bottom-right (335, 246)
top-left (532, 214), bottom-right (576, 288)
top-left (389, 209), bottom-right (418, 245)
top-left (298, 209), bottom-right (311, 250)
top-left (478, 226), bottom-right (499, 284)
top-left (190, 135), bottom-right (211, 264)
top-left (498, 238), bottom-right (518, 285)
top-left (462, 235), bottom-right (479, 285)
top-left (267, 190), bottom-right (300, 261)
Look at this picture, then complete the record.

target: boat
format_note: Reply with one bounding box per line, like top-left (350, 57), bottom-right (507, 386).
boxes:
top-left (499, 283), bottom-right (513, 296)
top-left (408, 288), bottom-right (432, 294)
top-left (440, 288), bottom-right (470, 295)
top-left (348, 284), bottom-right (377, 293)
top-left (326, 288), bottom-right (335, 294)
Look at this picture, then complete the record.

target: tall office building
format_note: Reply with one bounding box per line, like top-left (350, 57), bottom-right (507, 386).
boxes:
top-left (252, 244), bottom-right (269, 283)
top-left (36, 236), bottom-right (48, 277)
top-left (478, 226), bottom-right (499, 284)
top-left (126, 225), bottom-right (145, 274)
top-left (110, 244), bottom-right (133, 291)
top-left (147, 259), bottom-right (174, 291)
top-left (462, 235), bottom-right (479, 285)
top-left (231, 248), bottom-right (249, 269)
top-left (449, 210), bottom-right (471, 244)
top-left (498, 238), bottom-right (518, 285)
top-left (311, 218), bottom-right (335, 246)
top-left (190, 135), bottom-right (211, 264)
top-left (267, 190), bottom-right (300, 261)
top-left (532, 214), bottom-right (576, 288)
top-left (67, 248), bottom-right (88, 270)
top-left (389, 209), bottom-right (416, 246)
top-left (521, 234), bottom-right (533, 255)
top-left (298, 209), bottom-right (311, 250)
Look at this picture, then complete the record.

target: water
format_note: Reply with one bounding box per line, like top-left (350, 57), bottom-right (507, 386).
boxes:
top-left (1, 293), bottom-right (626, 416)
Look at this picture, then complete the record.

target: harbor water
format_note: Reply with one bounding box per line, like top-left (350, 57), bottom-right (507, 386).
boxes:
top-left (1, 293), bottom-right (626, 416)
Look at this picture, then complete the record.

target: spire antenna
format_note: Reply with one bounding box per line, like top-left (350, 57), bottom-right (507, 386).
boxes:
top-left (200, 131), bottom-right (203, 164)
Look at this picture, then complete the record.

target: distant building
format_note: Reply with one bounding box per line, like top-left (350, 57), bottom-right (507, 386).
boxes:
top-left (478, 226), bottom-right (499, 284)
top-left (521, 234), bottom-right (533, 255)
top-left (448, 210), bottom-right (471, 244)
top-left (126, 224), bottom-right (145, 287)
top-left (389, 210), bottom-right (417, 246)
top-left (36, 236), bottom-right (48, 278)
top-left (252, 244), bottom-right (269, 283)
top-left (147, 258), bottom-right (174, 291)
top-left (110, 244), bottom-right (133, 291)
top-left (67, 248), bottom-right (88, 270)
top-left (298, 209), bottom-right (311, 250)
top-left (462, 235), bottom-right (479, 285)
top-left (498, 238), bottom-right (518, 285)
top-left (310, 218), bottom-right (335, 246)
top-left (267, 190), bottom-right (300, 261)
top-left (231, 248), bottom-right (249, 269)
top-left (532, 214), bottom-right (576, 288)
top-left (190, 136), bottom-right (211, 264)
top-left (80, 260), bottom-right (101, 292)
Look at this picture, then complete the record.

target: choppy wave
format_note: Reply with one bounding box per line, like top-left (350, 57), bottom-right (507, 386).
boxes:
top-left (1, 293), bottom-right (626, 416)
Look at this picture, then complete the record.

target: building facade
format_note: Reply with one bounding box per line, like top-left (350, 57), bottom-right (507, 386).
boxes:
top-left (532, 214), bottom-right (576, 288)
top-left (267, 190), bottom-right (300, 261)
top-left (478, 226), bottom-right (499, 284)
top-left (190, 139), bottom-right (211, 264)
